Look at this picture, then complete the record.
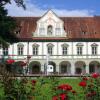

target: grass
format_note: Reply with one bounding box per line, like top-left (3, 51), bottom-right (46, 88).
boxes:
top-left (33, 77), bottom-right (84, 100)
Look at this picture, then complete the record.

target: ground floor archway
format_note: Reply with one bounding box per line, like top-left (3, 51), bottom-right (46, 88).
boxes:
top-left (89, 61), bottom-right (100, 74)
top-left (44, 61), bottom-right (56, 73)
top-left (75, 61), bottom-right (86, 74)
top-left (29, 61), bottom-right (41, 74)
top-left (59, 61), bottom-right (71, 74)
top-left (12, 61), bottom-right (24, 74)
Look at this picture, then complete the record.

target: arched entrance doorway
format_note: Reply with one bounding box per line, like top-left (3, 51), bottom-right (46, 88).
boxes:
top-left (29, 61), bottom-right (41, 74)
top-left (44, 61), bottom-right (56, 73)
top-left (12, 61), bottom-right (24, 74)
top-left (89, 61), bottom-right (100, 74)
top-left (75, 61), bottom-right (86, 74)
top-left (59, 61), bottom-right (71, 74)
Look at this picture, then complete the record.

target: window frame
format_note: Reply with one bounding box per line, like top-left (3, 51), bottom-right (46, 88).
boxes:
top-left (77, 46), bottom-right (83, 55)
top-left (17, 44), bottom-right (24, 56)
top-left (3, 47), bottom-right (8, 56)
top-left (91, 46), bottom-right (97, 55)
top-left (47, 25), bottom-right (53, 35)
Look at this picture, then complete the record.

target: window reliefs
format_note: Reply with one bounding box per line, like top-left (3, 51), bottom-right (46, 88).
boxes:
top-left (61, 43), bottom-right (69, 55)
top-left (91, 43), bottom-right (98, 55)
top-left (76, 43), bottom-right (83, 55)
top-left (47, 43), bottom-right (54, 55)
top-left (17, 43), bottom-right (24, 55)
top-left (32, 44), bottom-right (39, 55)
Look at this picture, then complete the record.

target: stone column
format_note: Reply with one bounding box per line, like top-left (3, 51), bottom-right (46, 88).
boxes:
top-left (71, 62), bottom-right (75, 75)
top-left (86, 63), bottom-right (89, 74)
top-left (56, 64), bottom-right (60, 75)
top-left (41, 63), bottom-right (45, 74)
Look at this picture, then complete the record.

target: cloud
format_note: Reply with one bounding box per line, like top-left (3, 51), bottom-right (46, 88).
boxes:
top-left (5, 0), bottom-right (93, 17)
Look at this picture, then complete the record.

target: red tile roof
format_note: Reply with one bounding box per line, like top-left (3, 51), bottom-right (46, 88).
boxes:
top-left (14, 16), bottom-right (100, 41)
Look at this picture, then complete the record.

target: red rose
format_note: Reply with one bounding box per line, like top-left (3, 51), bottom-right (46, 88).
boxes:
top-left (52, 96), bottom-right (58, 100)
top-left (92, 73), bottom-right (99, 78)
top-left (67, 85), bottom-right (72, 90)
top-left (32, 80), bottom-right (36, 85)
top-left (6, 59), bottom-right (15, 64)
top-left (59, 93), bottom-right (66, 100)
top-left (58, 84), bottom-right (72, 91)
top-left (79, 81), bottom-right (87, 87)
top-left (83, 77), bottom-right (88, 81)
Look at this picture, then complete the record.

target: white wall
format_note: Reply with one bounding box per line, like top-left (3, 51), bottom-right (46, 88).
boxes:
top-left (4, 42), bottom-right (100, 59)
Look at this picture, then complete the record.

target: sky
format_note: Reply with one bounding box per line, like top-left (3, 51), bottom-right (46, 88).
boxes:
top-left (5, 0), bottom-right (100, 17)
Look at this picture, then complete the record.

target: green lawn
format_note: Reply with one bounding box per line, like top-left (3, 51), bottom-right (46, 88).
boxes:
top-left (33, 77), bottom-right (84, 100)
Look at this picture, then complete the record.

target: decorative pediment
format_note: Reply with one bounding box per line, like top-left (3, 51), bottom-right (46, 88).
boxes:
top-left (76, 43), bottom-right (84, 46)
top-left (61, 43), bottom-right (69, 47)
top-left (47, 43), bottom-right (54, 47)
top-left (91, 43), bottom-right (98, 46)
top-left (34, 10), bottom-right (67, 37)
top-left (32, 43), bottom-right (39, 47)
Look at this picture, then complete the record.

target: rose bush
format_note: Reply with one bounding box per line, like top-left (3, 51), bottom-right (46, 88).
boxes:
top-left (79, 73), bottom-right (100, 100)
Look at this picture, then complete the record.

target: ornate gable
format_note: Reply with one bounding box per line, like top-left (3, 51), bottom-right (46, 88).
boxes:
top-left (34, 10), bottom-right (67, 37)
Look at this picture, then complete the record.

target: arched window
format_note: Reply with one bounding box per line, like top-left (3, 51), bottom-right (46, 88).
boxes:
top-left (47, 25), bottom-right (53, 35)
top-left (17, 43), bottom-right (24, 55)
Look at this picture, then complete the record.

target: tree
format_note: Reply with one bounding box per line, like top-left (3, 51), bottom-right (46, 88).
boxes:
top-left (0, 0), bottom-right (25, 46)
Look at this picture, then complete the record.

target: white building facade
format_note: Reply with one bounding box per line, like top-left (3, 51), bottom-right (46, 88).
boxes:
top-left (0, 10), bottom-right (100, 75)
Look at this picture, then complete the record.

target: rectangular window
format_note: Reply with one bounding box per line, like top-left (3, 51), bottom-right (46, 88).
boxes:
top-left (3, 48), bottom-right (8, 56)
top-left (77, 47), bottom-right (82, 55)
top-left (33, 47), bottom-right (38, 55)
top-left (92, 46), bottom-right (97, 55)
top-left (62, 47), bottom-right (67, 55)
top-left (55, 28), bottom-right (61, 35)
top-left (39, 28), bottom-right (45, 35)
top-left (48, 47), bottom-right (53, 55)
top-left (18, 47), bottom-right (23, 55)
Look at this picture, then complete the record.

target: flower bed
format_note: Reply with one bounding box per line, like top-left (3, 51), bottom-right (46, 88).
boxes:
top-left (0, 73), bottom-right (100, 100)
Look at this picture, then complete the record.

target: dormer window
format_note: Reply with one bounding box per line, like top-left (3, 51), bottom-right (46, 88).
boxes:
top-left (81, 31), bottom-right (87, 35)
top-left (47, 25), bottom-right (53, 35)
top-left (15, 26), bottom-right (21, 35)
top-left (35, 10), bottom-right (66, 37)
